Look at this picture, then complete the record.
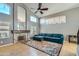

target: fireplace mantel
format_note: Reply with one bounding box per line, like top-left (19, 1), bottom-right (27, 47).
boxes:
top-left (11, 30), bottom-right (30, 34)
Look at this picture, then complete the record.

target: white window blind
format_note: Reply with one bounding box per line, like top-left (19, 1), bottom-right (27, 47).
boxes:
top-left (40, 16), bottom-right (66, 24)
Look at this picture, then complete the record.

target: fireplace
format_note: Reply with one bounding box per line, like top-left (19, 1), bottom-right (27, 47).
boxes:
top-left (18, 35), bottom-right (26, 40)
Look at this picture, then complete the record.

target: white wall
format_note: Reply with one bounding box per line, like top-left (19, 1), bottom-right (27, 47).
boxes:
top-left (41, 7), bottom-right (79, 38)
top-left (0, 3), bottom-right (40, 45)
top-left (14, 3), bottom-right (40, 33)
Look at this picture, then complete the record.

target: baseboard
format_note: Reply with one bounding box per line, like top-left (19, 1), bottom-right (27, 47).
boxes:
top-left (0, 43), bottom-right (13, 47)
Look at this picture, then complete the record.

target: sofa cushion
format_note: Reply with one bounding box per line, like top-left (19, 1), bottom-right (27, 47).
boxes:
top-left (34, 36), bottom-right (44, 39)
top-left (45, 36), bottom-right (60, 40)
top-left (33, 36), bottom-right (44, 41)
top-left (38, 33), bottom-right (47, 36)
top-left (53, 34), bottom-right (62, 38)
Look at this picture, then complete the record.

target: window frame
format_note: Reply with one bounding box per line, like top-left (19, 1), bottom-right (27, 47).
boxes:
top-left (0, 3), bottom-right (11, 15)
top-left (30, 16), bottom-right (37, 23)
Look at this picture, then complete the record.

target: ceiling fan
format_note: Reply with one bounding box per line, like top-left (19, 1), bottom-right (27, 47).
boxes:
top-left (34, 3), bottom-right (48, 14)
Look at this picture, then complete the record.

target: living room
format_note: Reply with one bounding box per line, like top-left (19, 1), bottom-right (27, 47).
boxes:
top-left (0, 3), bottom-right (78, 56)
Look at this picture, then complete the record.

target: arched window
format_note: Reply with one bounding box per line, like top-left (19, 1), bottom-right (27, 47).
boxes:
top-left (0, 3), bottom-right (10, 15)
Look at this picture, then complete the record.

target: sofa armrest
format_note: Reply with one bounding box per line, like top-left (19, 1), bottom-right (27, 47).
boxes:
top-left (31, 35), bottom-right (38, 38)
top-left (60, 35), bottom-right (64, 44)
top-left (61, 35), bottom-right (64, 39)
top-left (34, 35), bottom-right (38, 36)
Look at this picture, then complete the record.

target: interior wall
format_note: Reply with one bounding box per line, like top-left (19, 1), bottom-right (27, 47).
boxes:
top-left (25, 4), bottom-right (40, 36)
top-left (0, 3), bottom-right (40, 45)
top-left (14, 3), bottom-right (27, 30)
top-left (41, 7), bottom-right (79, 39)
top-left (14, 4), bottom-right (40, 41)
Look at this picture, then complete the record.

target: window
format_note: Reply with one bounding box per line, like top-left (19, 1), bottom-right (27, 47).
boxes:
top-left (30, 26), bottom-right (37, 35)
top-left (59, 16), bottom-right (66, 23)
top-left (17, 6), bottom-right (26, 22)
top-left (0, 21), bottom-right (10, 39)
top-left (17, 6), bottom-right (26, 30)
top-left (40, 16), bottom-right (66, 24)
top-left (0, 3), bottom-right (10, 15)
top-left (30, 16), bottom-right (37, 22)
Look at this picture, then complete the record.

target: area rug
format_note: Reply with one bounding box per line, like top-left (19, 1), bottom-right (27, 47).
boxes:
top-left (26, 40), bottom-right (62, 56)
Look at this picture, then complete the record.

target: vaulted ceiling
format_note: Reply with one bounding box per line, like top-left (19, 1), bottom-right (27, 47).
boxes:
top-left (25, 3), bottom-right (79, 17)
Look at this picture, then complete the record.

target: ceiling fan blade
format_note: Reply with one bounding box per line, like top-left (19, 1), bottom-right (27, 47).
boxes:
top-left (34, 10), bottom-right (38, 14)
top-left (38, 3), bottom-right (42, 10)
top-left (40, 8), bottom-right (48, 10)
top-left (40, 11), bottom-right (43, 14)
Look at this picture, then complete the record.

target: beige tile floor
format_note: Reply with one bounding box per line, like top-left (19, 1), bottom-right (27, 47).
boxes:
top-left (0, 40), bottom-right (76, 56)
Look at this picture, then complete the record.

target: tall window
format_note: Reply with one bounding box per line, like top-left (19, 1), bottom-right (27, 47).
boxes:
top-left (40, 16), bottom-right (66, 24)
top-left (17, 6), bottom-right (26, 22)
top-left (0, 3), bottom-right (10, 15)
top-left (17, 6), bottom-right (26, 30)
top-left (30, 16), bottom-right (37, 22)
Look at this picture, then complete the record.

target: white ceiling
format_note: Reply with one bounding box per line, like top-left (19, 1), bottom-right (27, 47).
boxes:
top-left (25, 3), bottom-right (79, 17)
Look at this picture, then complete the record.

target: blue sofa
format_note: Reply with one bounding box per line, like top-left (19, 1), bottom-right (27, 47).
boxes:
top-left (32, 33), bottom-right (64, 44)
